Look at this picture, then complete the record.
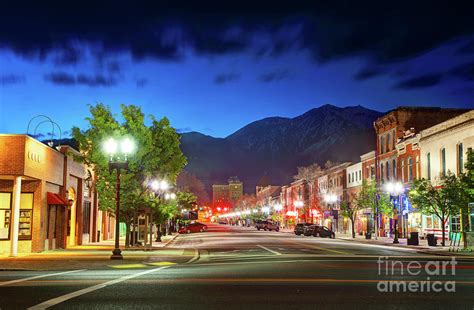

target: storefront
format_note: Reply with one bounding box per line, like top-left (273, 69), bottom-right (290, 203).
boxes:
top-left (0, 134), bottom-right (111, 255)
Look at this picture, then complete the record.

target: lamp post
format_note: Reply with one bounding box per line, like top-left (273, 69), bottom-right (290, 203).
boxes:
top-left (385, 181), bottom-right (404, 244)
top-left (103, 137), bottom-right (134, 260)
top-left (150, 180), bottom-right (176, 241)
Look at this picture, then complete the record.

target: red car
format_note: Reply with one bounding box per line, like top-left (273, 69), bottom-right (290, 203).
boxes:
top-left (179, 222), bottom-right (208, 234)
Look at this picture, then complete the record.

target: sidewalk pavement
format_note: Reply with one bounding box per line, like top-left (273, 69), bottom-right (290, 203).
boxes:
top-left (0, 233), bottom-right (194, 271)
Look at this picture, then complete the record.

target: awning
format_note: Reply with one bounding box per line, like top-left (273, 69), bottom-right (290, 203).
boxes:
top-left (47, 192), bottom-right (70, 206)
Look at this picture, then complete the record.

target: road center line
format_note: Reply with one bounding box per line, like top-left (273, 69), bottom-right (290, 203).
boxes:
top-left (0, 269), bottom-right (86, 286)
top-left (27, 266), bottom-right (171, 310)
top-left (257, 244), bottom-right (282, 255)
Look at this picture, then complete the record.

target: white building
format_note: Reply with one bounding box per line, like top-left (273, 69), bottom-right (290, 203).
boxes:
top-left (346, 162), bottom-right (362, 189)
top-left (419, 110), bottom-right (474, 238)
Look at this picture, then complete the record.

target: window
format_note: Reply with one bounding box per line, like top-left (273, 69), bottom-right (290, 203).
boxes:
top-left (450, 216), bottom-right (461, 232)
top-left (370, 166), bottom-right (375, 179)
top-left (387, 133), bottom-right (391, 151)
top-left (401, 160), bottom-right (405, 182)
top-left (457, 143), bottom-right (464, 175)
top-left (415, 156), bottom-right (419, 180)
top-left (0, 193), bottom-right (12, 239)
top-left (386, 162), bottom-right (390, 180)
top-left (380, 136), bottom-right (385, 154)
top-left (408, 157), bottom-right (413, 181)
top-left (392, 159), bottom-right (396, 179)
top-left (359, 170), bottom-right (361, 181)
top-left (83, 202), bottom-right (91, 234)
top-left (441, 148), bottom-right (446, 177)
top-left (19, 193), bottom-right (33, 240)
top-left (427, 153), bottom-right (431, 180)
top-left (380, 164), bottom-right (384, 182)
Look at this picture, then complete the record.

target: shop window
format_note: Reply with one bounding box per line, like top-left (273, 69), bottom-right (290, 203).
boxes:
top-left (19, 193), bottom-right (33, 240)
top-left (450, 216), bottom-right (461, 232)
top-left (0, 193), bottom-right (12, 240)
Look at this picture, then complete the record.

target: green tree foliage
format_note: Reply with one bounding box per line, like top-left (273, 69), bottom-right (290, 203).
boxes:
top-left (176, 191), bottom-right (197, 211)
top-left (356, 180), bottom-right (393, 237)
top-left (72, 103), bottom-right (187, 228)
top-left (340, 199), bottom-right (361, 239)
top-left (409, 172), bottom-right (468, 246)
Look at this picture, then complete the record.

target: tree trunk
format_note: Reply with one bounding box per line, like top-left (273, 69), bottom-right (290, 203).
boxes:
top-left (351, 217), bottom-right (356, 238)
top-left (125, 218), bottom-right (131, 248)
top-left (374, 209), bottom-right (378, 239)
top-left (441, 216), bottom-right (446, 247)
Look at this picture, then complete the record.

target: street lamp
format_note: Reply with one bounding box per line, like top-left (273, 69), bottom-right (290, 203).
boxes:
top-left (384, 181), bottom-right (404, 244)
top-left (149, 179), bottom-right (175, 241)
top-left (104, 137), bottom-right (134, 259)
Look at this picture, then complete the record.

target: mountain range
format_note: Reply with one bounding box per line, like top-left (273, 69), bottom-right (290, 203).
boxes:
top-left (180, 104), bottom-right (384, 194)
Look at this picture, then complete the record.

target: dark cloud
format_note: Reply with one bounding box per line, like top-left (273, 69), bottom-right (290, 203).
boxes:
top-left (393, 74), bottom-right (442, 89)
top-left (450, 61), bottom-right (474, 81)
top-left (0, 74), bottom-right (25, 85)
top-left (52, 46), bottom-right (82, 65)
top-left (2, 2), bottom-right (474, 64)
top-left (44, 71), bottom-right (117, 87)
top-left (354, 67), bottom-right (384, 81)
top-left (44, 72), bottom-right (76, 85)
top-left (259, 69), bottom-right (290, 82)
top-left (136, 78), bottom-right (148, 87)
top-left (107, 61), bottom-right (121, 73)
top-left (214, 73), bottom-right (240, 84)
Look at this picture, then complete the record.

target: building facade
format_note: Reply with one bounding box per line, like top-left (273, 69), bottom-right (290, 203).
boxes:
top-left (0, 135), bottom-right (114, 255)
top-left (419, 110), bottom-right (474, 238)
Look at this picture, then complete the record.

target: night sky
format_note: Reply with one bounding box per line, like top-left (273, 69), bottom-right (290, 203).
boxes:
top-left (1, 1), bottom-right (474, 139)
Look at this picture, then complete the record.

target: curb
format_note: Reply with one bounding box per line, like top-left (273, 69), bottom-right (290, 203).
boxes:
top-left (162, 233), bottom-right (179, 248)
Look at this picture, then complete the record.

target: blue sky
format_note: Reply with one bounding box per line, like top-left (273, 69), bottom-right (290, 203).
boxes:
top-left (1, 2), bottom-right (474, 138)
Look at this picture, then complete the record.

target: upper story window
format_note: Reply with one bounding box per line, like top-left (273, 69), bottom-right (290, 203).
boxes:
top-left (401, 159), bottom-right (405, 182)
top-left (457, 143), bottom-right (464, 175)
top-left (392, 159), bottom-right (396, 179)
top-left (380, 136), bottom-right (385, 154)
top-left (427, 153), bottom-right (431, 180)
top-left (380, 163), bottom-right (385, 182)
top-left (408, 157), bottom-right (413, 181)
top-left (387, 133), bottom-right (391, 151)
top-left (441, 148), bottom-right (446, 177)
top-left (386, 161), bottom-right (390, 180)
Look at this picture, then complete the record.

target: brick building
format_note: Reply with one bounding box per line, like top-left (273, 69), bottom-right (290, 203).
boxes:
top-left (0, 134), bottom-right (114, 255)
top-left (373, 107), bottom-right (469, 237)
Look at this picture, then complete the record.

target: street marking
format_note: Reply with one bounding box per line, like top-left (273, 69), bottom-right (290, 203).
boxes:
top-left (0, 269), bottom-right (86, 286)
top-left (147, 262), bottom-right (177, 266)
top-left (257, 245), bottom-right (282, 255)
top-left (281, 238), bottom-right (350, 255)
top-left (186, 249), bottom-right (200, 264)
top-left (27, 266), bottom-right (171, 310)
top-left (109, 264), bottom-right (148, 269)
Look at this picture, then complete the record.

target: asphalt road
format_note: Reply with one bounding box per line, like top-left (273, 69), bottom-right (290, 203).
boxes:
top-left (0, 224), bottom-right (473, 310)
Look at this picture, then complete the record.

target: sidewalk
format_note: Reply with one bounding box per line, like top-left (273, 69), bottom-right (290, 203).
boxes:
top-left (335, 233), bottom-right (474, 256)
top-left (0, 233), bottom-right (192, 271)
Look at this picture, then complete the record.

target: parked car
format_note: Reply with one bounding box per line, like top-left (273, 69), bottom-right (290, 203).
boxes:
top-left (313, 225), bottom-right (335, 238)
top-left (256, 220), bottom-right (280, 231)
top-left (303, 225), bottom-right (318, 236)
top-left (178, 222), bottom-right (208, 234)
top-left (294, 223), bottom-right (312, 235)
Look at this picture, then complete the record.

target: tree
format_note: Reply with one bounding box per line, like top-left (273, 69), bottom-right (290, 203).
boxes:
top-left (293, 163), bottom-right (322, 182)
top-left (409, 172), bottom-right (468, 246)
top-left (356, 180), bottom-right (393, 238)
top-left (177, 171), bottom-right (209, 205)
top-left (72, 103), bottom-right (187, 245)
top-left (340, 197), bottom-right (362, 238)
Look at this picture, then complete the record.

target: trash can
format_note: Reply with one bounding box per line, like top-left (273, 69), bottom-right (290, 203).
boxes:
top-left (427, 233), bottom-right (437, 246)
top-left (365, 232), bottom-right (372, 239)
top-left (408, 232), bottom-right (419, 245)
